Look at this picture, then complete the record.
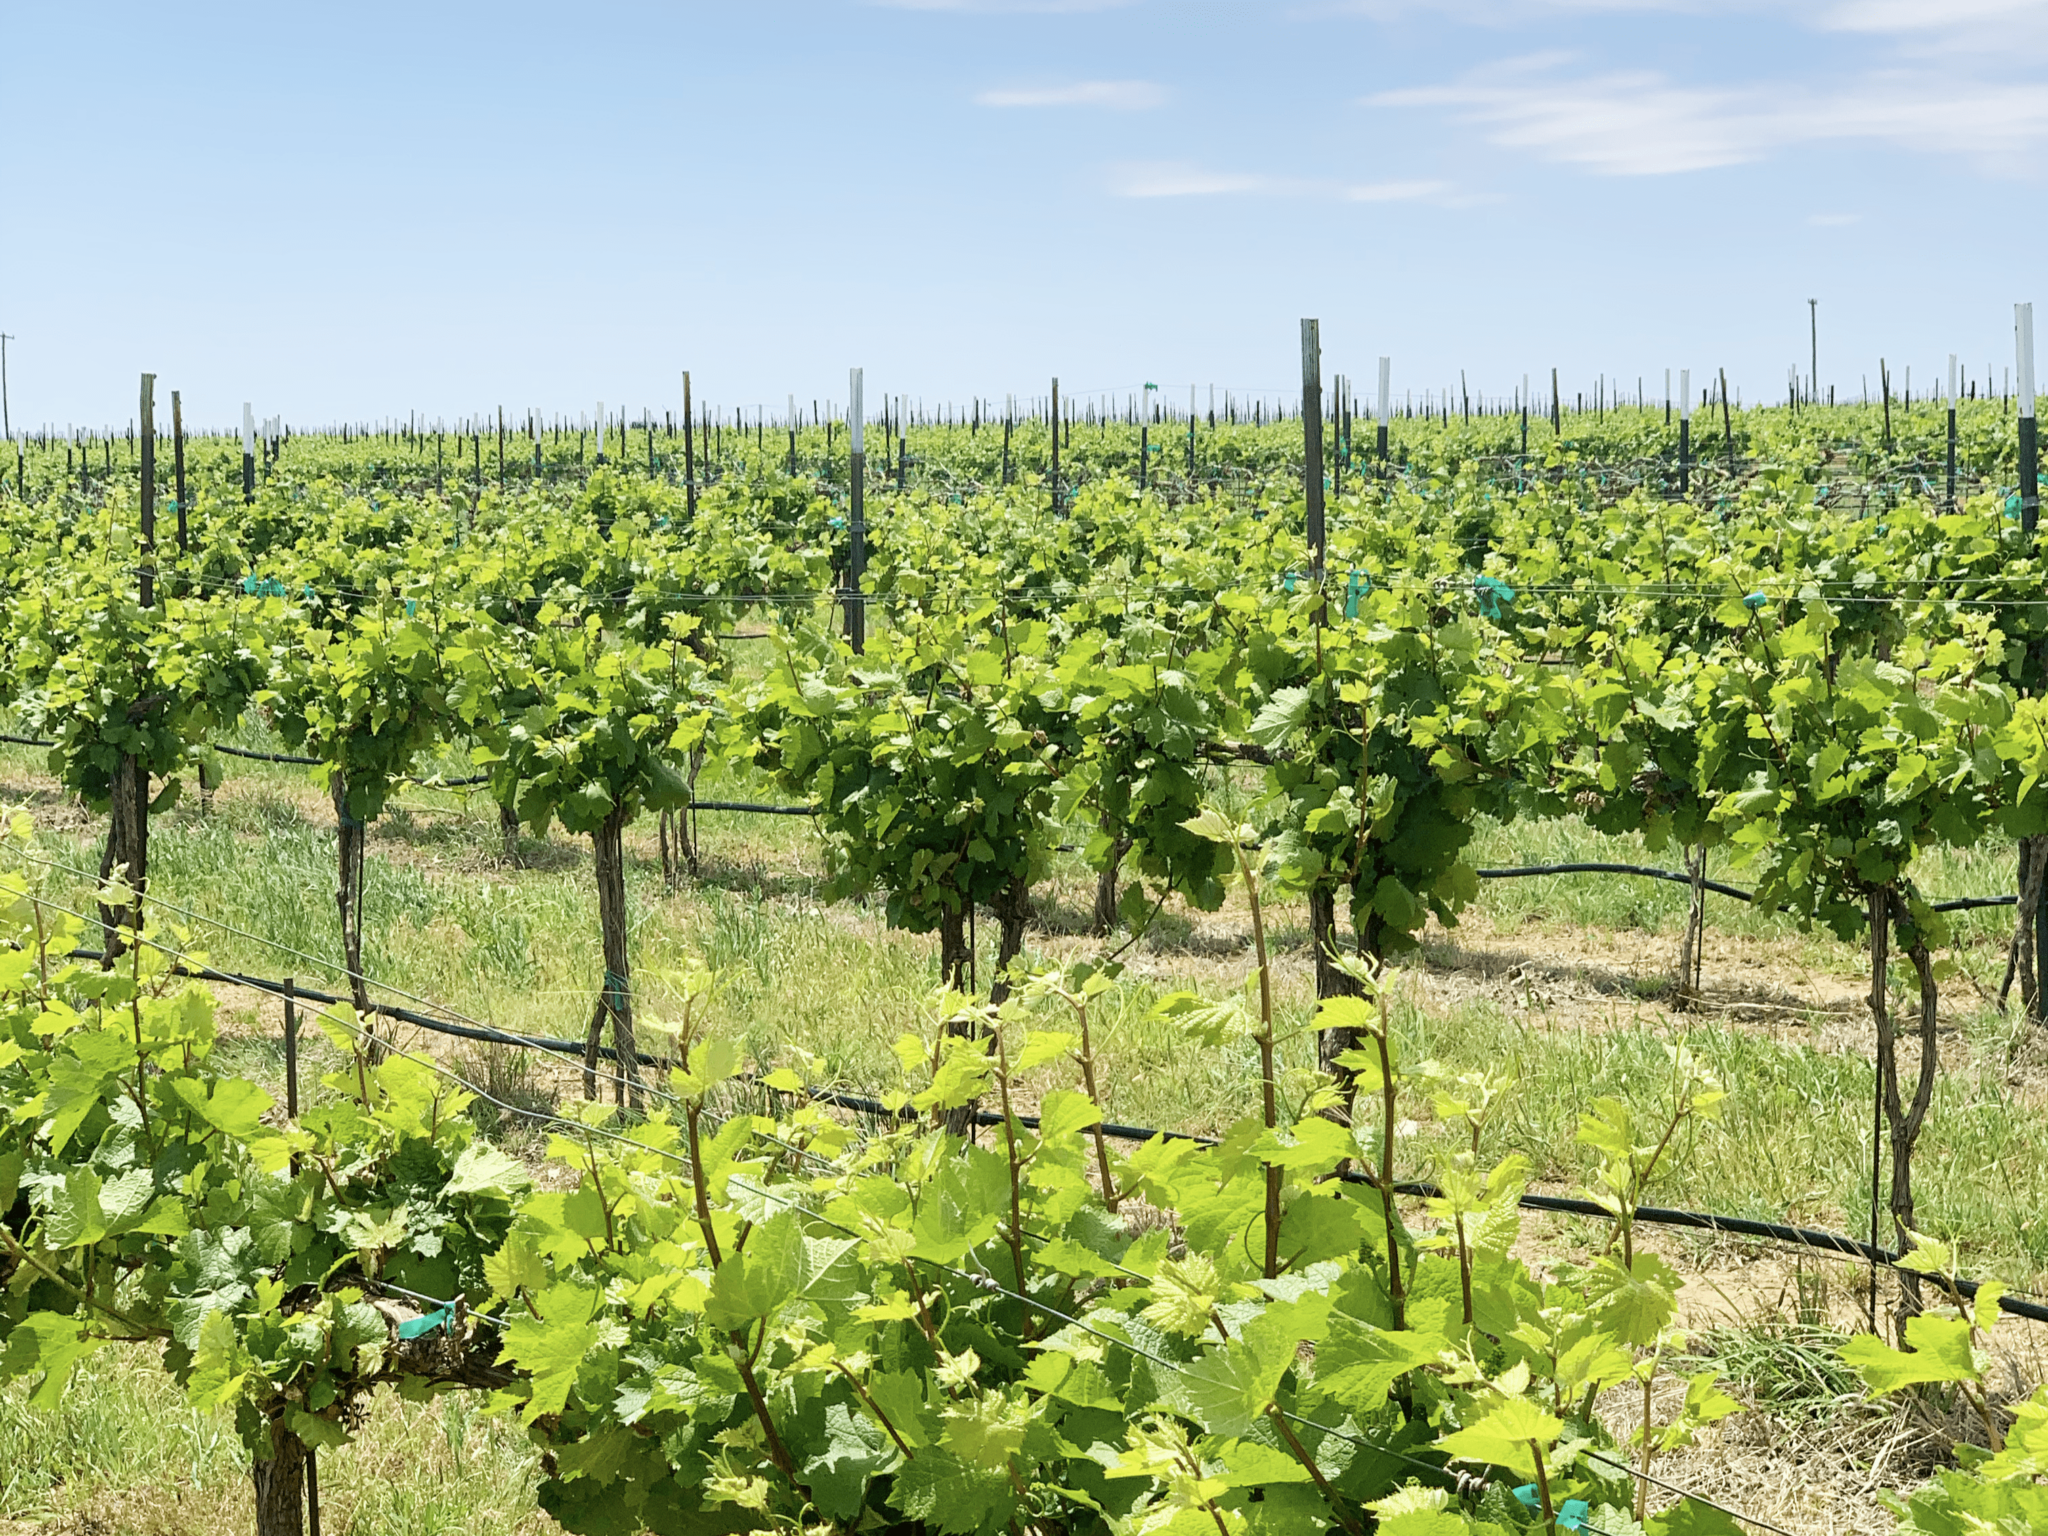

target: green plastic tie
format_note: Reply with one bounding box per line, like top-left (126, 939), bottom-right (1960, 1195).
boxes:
top-left (1473, 574), bottom-right (1516, 619)
top-left (396, 1306), bottom-right (454, 1341)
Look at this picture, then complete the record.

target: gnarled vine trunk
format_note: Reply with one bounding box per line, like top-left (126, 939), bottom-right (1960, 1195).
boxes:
top-left (499, 801), bottom-right (522, 866)
top-left (1865, 887), bottom-right (1890, 1332)
top-left (938, 901), bottom-right (988, 1138)
top-left (684, 747), bottom-right (703, 879)
top-left (1311, 884), bottom-right (1368, 1122)
top-left (1091, 822), bottom-right (1129, 937)
top-left (250, 1414), bottom-right (308, 1536)
top-left (989, 874), bottom-right (1031, 1005)
top-left (590, 807), bottom-right (645, 1110)
top-left (97, 753), bottom-right (149, 960)
top-left (938, 904), bottom-right (970, 992)
top-left (1091, 863), bottom-right (1120, 938)
top-left (1873, 892), bottom-right (1941, 1328)
top-left (332, 772), bottom-right (381, 1062)
top-left (656, 767), bottom-right (702, 890)
top-left (1673, 843), bottom-right (1707, 1006)
top-left (1999, 836), bottom-right (2048, 1022)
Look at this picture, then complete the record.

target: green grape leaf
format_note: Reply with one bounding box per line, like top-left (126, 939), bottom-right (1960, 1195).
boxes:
top-left (1645, 1500), bottom-right (1746, 1536)
top-left (1014, 1030), bottom-right (1077, 1073)
top-left (1315, 1298), bottom-right (1452, 1413)
top-left (1434, 1396), bottom-right (1564, 1480)
top-left (0, 1312), bottom-right (100, 1409)
top-left (890, 1448), bottom-right (1018, 1536)
top-left (804, 1399), bottom-right (893, 1520)
top-left (485, 1234), bottom-right (549, 1302)
top-left (1841, 1314), bottom-right (1980, 1393)
top-left (1585, 1253), bottom-right (1679, 1348)
top-left (1034, 1088), bottom-right (1102, 1143)
top-left (446, 1141), bottom-right (535, 1200)
top-left (909, 1146), bottom-right (1006, 1265)
top-left (867, 1370), bottom-right (937, 1449)
top-left (705, 1211), bottom-right (806, 1328)
top-left (497, 1284), bottom-right (603, 1423)
top-left (169, 1075), bottom-right (274, 1140)
top-left (1249, 687), bottom-right (1313, 748)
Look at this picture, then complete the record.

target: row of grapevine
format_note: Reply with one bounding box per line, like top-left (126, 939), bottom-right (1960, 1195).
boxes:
top-left (0, 811), bottom-right (2034, 1535)
top-left (9, 416), bottom-right (2048, 1206)
top-left (1, 396), bottom-right (2045, 1532)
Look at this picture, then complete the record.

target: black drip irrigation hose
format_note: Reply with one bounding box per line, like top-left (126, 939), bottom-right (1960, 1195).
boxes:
top-left (1479, 861), bottom-right (2016, 915)
top-left (73, 946), bottom-right (2048, 1326)
top-left (3, 733), bottom-right (771, 802)
top-left (213, 743), bottom-right (494, 789)
top-left (0, 739), bottom-right (2021, 906)
top-left (1480, 862), bottom-right (1753, 902)
top-left (211, 743), bottom-right (321, 766)
top-left (1373, 1179), bottom-right (2048, 1324)
top-left (71, 951), bottom-right (594, 1059)
top-left (0, 728), bottom-right (2016, 902)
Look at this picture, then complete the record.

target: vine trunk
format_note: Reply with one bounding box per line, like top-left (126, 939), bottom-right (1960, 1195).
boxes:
top-left (2000, 835), bottom-right (2048, 1022)
top-left (332, 772), bottom-right (380, 1061)
top-left (1310, 884), bottom-right (1367, 1121)
top-left (250, 1416), bottom-right (308, 1536)
top-left (592, 807), bottom-right (645, 1109)
top-left (97, 753), bottom-right (149, 959)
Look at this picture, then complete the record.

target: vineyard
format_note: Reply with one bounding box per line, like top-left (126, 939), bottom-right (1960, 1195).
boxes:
top-left (2, 371), bottom-right (2048, 1536)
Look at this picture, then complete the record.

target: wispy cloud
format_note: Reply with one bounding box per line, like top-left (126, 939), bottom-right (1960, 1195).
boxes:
top-left (1373, 53), bottom-right (2048, 174)
top-left (1321, 0), bottom-right (1735, 19)
top-left (1825, 0), bottom-right (2032, 20)
top-left (1345, 178), bottom-right (1459, 201)
top-left (1820, 0), bottom-right (2043, 35)
top-left (1333, 0), bottom-right (2048, 54)
top-left (1375, 57), bottom-right (1761, 174)
top-left (1108, 160), bottom-right (1455, 201)
top-left (977, 79), bottom-right (1166, 109)
top-left (875, 0), bottom-right (1137, 11)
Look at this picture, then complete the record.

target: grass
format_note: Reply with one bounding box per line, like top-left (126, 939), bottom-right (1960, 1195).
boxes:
top-left (1, 735), bottom-right (2040, 1531)
top-left (1464, 805), bottom-right (2025, 946)
top-left (1683, 1317), bottom-right (1866, 1426)
top-left (0, 1346), bottom-right (550, 1535)
top-left (5, 738), bottom-right (2048, 1236)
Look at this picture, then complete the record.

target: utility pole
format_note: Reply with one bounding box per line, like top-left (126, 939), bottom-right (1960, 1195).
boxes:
top-left (0, 333), bottom-right (13, 440)
top-left (1808, 299), bottom-right (1818, 403)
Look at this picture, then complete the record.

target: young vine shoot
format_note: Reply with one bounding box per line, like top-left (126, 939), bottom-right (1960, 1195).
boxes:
top-left (0, 382), bottom-right (2039, 1535)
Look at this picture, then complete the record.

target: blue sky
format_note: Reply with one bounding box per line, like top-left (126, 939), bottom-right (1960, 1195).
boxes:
top-left (6, 0), bottom-right (2048, 430)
